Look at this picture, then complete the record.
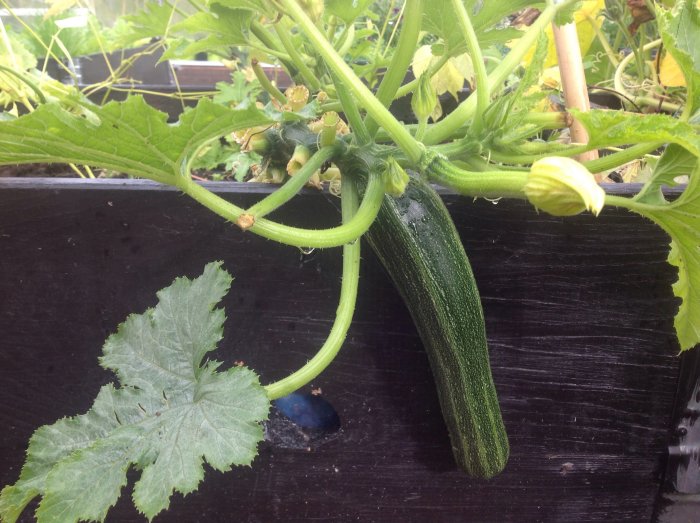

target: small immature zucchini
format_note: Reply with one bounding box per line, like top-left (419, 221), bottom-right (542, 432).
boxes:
top-left (365, 175), bottom-right (509, 478)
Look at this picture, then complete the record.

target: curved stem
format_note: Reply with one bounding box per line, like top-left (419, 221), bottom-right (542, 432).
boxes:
top-left (246, 146), bottom-right (338, 218)
top-left (0, 65), bottom-right (47, 104)
top-left (251, 59), bottom-right (287, 104)
top-left (180, 169), bottom-right (385, 248)
top-left (264, 176), bottom-right (361, 399)
top-left (613, 38), bottom-right (662, 111)
top-left (450, 0), bottom-right (488, 136)
top-left (365, 0), bottom-right (423, 136)
top-left (280, 0), bottom-right (423, 164)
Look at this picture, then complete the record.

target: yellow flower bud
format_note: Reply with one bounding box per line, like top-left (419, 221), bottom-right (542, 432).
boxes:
top-left (411, 72), bottom-right (438, 123)
top-left (525, 157), bottom-right (605, 216)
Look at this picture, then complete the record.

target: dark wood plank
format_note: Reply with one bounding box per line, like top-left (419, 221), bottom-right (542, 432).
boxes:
top-left (0, 179), bottom-right (687, 522)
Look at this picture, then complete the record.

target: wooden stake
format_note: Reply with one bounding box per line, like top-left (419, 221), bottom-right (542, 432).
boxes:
top-left (552, 19), bottom-right (600, 173)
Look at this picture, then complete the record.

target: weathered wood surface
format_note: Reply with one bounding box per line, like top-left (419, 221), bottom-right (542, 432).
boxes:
top-left (0, 179), bottom-right (690, 522)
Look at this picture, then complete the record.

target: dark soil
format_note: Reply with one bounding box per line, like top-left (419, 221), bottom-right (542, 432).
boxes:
top-left (0, 164), bottom-right (77, 178)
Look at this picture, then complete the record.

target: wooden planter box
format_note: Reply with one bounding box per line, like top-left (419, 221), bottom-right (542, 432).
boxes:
top-left (0, 178), bottom-right (697, 522)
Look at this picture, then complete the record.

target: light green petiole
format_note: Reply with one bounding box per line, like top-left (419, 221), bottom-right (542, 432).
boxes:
top-left (264, 175), bottom-right (362, 400)
top-left (179, 168), bottom-right (385, 248)
top-left (246, 146), bottom-right (338, 219)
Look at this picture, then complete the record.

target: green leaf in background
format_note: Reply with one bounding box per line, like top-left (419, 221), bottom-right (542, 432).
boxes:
top-left (163, 4), bottom-right (254, 60)
top-left (577, 109), bottom-right (700, 351)
top-left (325, 0), bottom-right (373, 24)
top-left (657, 0), bottom-right (700, 113)
top-left (0, 96), bottom-right (272, 184)
top-left (0, 262), bottom-right (270, 523)
top-left (111, 2), bottom-right (181, 48)
top-left (422, 0), bottom-right (541, 52)
top-left (212, 0), bottom-right (278, 17)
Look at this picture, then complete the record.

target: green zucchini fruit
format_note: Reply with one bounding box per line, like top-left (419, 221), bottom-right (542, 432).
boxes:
top-left (365, 175), bottom-right (509, 478)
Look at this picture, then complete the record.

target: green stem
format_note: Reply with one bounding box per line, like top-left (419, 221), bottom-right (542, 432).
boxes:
top-left (251, 59), bottom-right (287, 104)
top-left (425, 155), bottom-right (528, 199)
top-left (336, 22), bottom-right (356, 58)
top-left (585, 12), bottom-right (619, 68)
top-left (0, 64), bottom-right (47, 104)
top-left (365, 0), bottom-right (423, 136)
top-left (246, 146), bottom-right (338, 219)
top-left (619, 20), bottom-right (646, 82)
top-left (488, 143), bottom-right (593, 165)
top-left (423, 1), bottom-right (575, 145)
top-left (520, 111), bottom-right (571, 128)
top-left (180, 169), bottom-right (385, 248)
top-left (450, 0), bottom-right (488, 136)
top-left (583, 142), bottom-right (661, 173)
top-left (330, 70), bottom-right (371, 145)
top-left (264, 176), bottom-right (362, 399)
top-left (275, 21), bottom-right (322, 90)
top-left (250, 20), bottom-right (293, 66)
top-left (280, 0), bottom-right (423, 164)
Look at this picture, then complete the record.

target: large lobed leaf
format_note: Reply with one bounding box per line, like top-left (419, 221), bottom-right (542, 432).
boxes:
top-left (0, 262), bottom-right (270, 522)
top-left (0, 97), bottom-right (272, 184)
top-left (577, 110), bottom-right (700, 351)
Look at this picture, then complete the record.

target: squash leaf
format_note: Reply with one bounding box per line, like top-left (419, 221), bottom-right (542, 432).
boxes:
top-left (325, 0), bottom-right (373, 24)
top-left (422, 0), bottom-right (540, 52)
top-left (0, 96), bottom-right (272, 184)
top-left (0, 262), bottom-right (270, 522)
top-left (162, 4), bottom-right (255, 60)
top-left (111, 2), bottom-right (181, 48)
top-left (576, 109), bottom-right (700, 351)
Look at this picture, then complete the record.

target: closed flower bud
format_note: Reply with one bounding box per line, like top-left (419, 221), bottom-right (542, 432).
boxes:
top-left (525, 157), bottom-right (605, 216)
top-left (411, 72), bottom-right (438, 123)
top-left (383, 157), bottom-right (410, 197)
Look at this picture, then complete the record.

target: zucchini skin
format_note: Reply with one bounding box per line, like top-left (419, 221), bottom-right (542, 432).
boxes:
top-left (365, 176), bottom-right (509, 478)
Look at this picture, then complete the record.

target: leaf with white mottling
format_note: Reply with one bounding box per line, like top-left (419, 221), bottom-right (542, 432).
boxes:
top-left (0, 262), bottom-right (270, 522)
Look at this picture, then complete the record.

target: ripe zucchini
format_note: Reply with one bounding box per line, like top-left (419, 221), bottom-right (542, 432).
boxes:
top-left (365, 175), bottom-right (509, 478)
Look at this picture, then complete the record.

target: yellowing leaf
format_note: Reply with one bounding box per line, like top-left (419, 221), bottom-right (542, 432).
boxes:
top-left (521, 0), bottom-right (605, 68)
top-left (660, 52), bottom-right (687, 86)
top-left (412, 45), bottom-right (473, 100)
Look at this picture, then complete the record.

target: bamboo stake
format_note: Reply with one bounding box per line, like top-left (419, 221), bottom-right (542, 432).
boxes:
top-left (552, 17), bottom-right (600, 174)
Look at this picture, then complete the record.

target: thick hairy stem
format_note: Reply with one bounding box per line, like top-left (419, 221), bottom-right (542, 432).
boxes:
top-left (264, 176), bottom-right (362, 399)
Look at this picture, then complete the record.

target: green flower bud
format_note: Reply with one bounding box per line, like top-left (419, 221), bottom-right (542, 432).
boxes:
top-left (525, 157), bottom-right (605, 216)
top-left (383, 157), bottom-right (410, 197)
top-left (411, 72), bottom-right (438, 123)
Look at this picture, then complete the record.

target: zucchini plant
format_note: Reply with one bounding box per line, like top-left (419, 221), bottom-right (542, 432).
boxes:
top-left (0, 0), bottom-right (699, 521)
